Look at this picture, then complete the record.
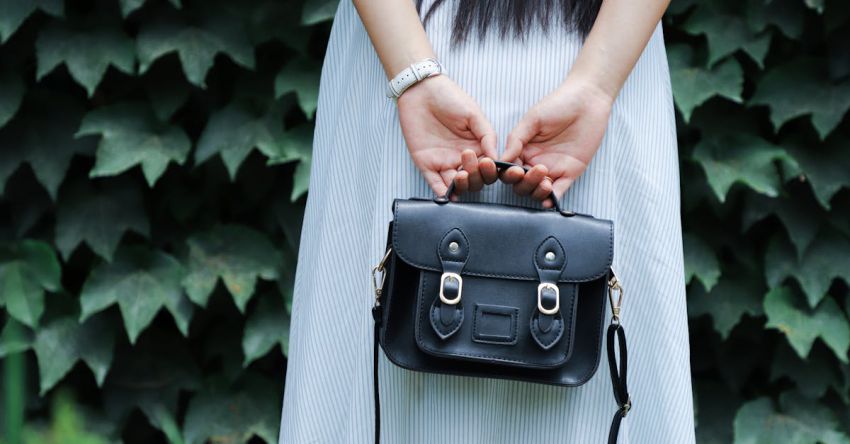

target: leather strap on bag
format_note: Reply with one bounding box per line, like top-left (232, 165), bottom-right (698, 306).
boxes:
top-left (370, 260), bottom-right (631, 444)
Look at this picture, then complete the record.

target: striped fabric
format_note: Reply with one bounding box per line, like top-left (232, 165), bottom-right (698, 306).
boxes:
top-left (278, 0), bottom-right (696, 442)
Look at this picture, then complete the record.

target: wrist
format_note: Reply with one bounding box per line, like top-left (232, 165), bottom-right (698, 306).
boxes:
top-left (560, 72), bottom-right (617, 108)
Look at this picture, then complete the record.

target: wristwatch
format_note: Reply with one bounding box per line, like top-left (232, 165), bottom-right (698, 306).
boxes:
top-left (386, 58), bottom-right (445, 100)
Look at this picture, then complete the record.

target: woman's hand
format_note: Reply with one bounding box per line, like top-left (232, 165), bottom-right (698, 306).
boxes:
top-left (500, 77), bottom-right (614, 208)
top-left (397, 75), bottom-right (499, 197)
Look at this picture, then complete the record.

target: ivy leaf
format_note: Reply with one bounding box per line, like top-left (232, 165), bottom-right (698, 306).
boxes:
top-left (668, 45), bottom-right (743, 122)
top-left (747, 0), bottom-right (805, 40)
top-left (765, 230), bottom-right (850, 308)
top-left (120, 0), bottom-right (181, 17)
top-left (751, 59), bottom-right (850, 139)
top-left (36, 21), bottom-right (135, 97)
top-left (742, 193), bottom-right (824, 258)
top-left (733, 393), bottom-right (850, 444)
top-left (264, 125), bottom-right (313, 201)
top-left (275, 57), bottom-right (320, 118)
top-left (301, 0), bottom-right (339, 25)
top-left (692, 133), bottom-right (793, 202)
top-left (137, 12), bottom-right (255, 87)
top-left (0, 67), bottom-right (24, 128)
top-left (0, 91), bottom-right (96, 199)
top-left (782, 135), bottom-right (850, 209)
top-left (0, 0), bottom-right (63, 43)
top-left (688, 275), bottom-right (763, 339)
top-left (694, 381), bottom-right (739, 444)
top-left (183, 375), bottom-right (281, 444)
top-left (34, 312), bottom-right (116, 394)
top-left (80, 246), bottom-right (192, 344)
top-left (683, 233), bottom-right (721, 291)
top-left (764, 286), bottom-right (850, 363)
top-left (0, 240), bottom-right (62, 327)
top-left (55, 178), bottom-right (150, 262)
top-left (0, 318), bottom-right (33, 357)
top-left (77, 102), bottom-right (191, 186)
top-left (682, 3), bottom-right (772, 66)
top-left (182, 224), bottom-right (281, 311)
top-left (805, 0), bottom-right (824, 13)
top-left (195, 103), bottom-right (284, 180)
top-left (103, 330), bottom-right (200, 439)
top-left (242, 292), bottom-right (289, 366)
top-left (771, 343), bottom-right (843, 400)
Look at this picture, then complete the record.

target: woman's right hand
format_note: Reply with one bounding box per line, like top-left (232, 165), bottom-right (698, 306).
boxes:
top-left (397, 75), bottom-right (499, 197)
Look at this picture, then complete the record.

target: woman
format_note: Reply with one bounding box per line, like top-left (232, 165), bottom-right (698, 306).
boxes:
top-left (279, 0), bottom-right (695, 441)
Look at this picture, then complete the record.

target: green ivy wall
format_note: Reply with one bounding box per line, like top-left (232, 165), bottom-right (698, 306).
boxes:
top-left (0, 0), bottom-right (847, 442)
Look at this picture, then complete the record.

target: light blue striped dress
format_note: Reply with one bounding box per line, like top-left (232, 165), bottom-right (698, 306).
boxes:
top-left (279, 1), bottom-right (696, 442)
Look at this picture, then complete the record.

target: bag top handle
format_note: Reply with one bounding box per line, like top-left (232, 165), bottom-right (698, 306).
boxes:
top-left (435, 160), bottom-right (573, 216)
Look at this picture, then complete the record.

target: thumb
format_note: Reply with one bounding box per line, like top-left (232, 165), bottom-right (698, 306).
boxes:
top-left (468, 110), bottom-right (498, 160)
top-left (503, 113), bottom-right (539, 163)
top-left (423, 170), bottom-right (449, 197)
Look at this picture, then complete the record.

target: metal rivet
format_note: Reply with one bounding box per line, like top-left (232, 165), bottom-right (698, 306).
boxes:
top-left (448, 241), bottom-right (459, 252)
top-left (545, 251), bottom-right (556, 261)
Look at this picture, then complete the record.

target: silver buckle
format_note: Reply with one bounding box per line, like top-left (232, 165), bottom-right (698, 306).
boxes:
top-left (537, 282), bottom-right (560, 315)
top-left (439, 272), bottom-right (463, 305)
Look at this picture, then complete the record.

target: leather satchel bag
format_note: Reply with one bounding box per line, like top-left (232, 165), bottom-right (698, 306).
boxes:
top-left (370, 161), bottom-right (631, 444)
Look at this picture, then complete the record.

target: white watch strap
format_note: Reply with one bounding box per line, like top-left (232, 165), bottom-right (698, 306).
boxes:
top-left (386, 58), bottom-right (445, 99)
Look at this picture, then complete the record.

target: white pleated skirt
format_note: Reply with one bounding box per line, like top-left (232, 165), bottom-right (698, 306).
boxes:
top-left (279, 1), bottom-right (696, 442)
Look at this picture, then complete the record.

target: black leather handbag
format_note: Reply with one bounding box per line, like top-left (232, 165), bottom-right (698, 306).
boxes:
top-left (370, 161), bottom-right (631, 444)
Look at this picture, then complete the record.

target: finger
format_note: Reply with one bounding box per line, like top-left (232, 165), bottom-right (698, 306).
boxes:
top-left (461, 149), bottom-right (484, 192)
top-left (468, 110), bottom-right (498, 160)
top-left (499, 165), bottom-right (525, 185)
top-left (513, 164), bottom-right (548, 196)
top-left (502, 113), bottom-right (539, 162)
top-left (424, 170), bottom-right (449, 197)
top-left (453, 170), bottom-right (470, 197)
top-left (479, 157), bottom-right (498, 184)
top-left (551, 176), bottom-right (574, 200)
top-left (531, 177), bottom-right (553, 201)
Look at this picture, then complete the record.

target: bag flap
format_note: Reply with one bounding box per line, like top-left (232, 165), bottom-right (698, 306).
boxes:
top-left (391, 198), bottom-right (613, 283)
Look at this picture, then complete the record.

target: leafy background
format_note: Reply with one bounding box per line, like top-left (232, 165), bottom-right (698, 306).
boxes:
top-left (0, 0), bottom-right (848, 442)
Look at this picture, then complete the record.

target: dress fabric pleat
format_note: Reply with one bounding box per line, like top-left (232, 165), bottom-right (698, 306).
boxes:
top-left (278, 1), bottom-right (696, 442)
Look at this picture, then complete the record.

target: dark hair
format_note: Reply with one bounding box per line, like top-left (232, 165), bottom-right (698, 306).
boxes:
top-left (415, 0), bottom-right (603, 46)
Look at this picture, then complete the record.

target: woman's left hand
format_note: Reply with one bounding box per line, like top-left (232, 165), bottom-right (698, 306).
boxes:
top-left (499, 77), bottom-right (614, 208)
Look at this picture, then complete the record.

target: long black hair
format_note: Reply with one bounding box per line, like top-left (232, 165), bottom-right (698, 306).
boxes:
top-left (415, 0), bottom-right (603, 46)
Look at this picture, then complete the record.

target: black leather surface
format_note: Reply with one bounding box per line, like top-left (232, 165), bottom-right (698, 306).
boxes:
top-left (380, 207), bottom-right (612, 386)
top-left (415, 270), bottom-right (578, 368)
top-left (392, 198), bottom-right (613, 283)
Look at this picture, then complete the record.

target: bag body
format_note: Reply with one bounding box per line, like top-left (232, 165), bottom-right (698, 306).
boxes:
top-left (378, 197), bottom-right (613, 386)
top-left (370, 162), bottom-right (631, 444)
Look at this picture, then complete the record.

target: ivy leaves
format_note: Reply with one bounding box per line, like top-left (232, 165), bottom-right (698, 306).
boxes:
top-left (0, 0), bottom-right (314, 442)
top-left (80, 246), bottom-right (192, 344)
top-left (136, 12), bottom-right (254, 87)
top-left (764, 286), bottom-right (850, 363)
top-left (36, 21), bottom-right (135, 97)
top-left (751, 59), bottom-right (850, 139)
top-left (668, 45), bottom-right (743, 122)
top-left (0, 240), bottom-right (61, 327)
top-left (78, 102), bottom-right (191, 186)
top-left (734, 394), bottom-right (850, 444)
top-left (0, 0), bottom-right (63, 43)
top-left (182, 225), bottom-right (281, 311)
top-left (670, 1), bottom-right (850, 439)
